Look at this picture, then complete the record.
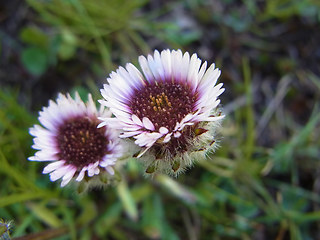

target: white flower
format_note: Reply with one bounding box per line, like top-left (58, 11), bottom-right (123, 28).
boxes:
top-left (29, 92), bottom-right (123, 187)
top-left (99, 49), bottom-right (224, 175)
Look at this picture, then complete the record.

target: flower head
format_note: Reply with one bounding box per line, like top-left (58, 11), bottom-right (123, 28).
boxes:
top-left (99, 49), bottom-right (224, 175)
top-left (29, 92), bottom-right (123, 187)
top-left (0, 219), bottom-right (13, 239)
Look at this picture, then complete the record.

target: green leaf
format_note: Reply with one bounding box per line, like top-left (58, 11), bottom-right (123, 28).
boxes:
top-left (116, 181), bottom-right (138, 221)
top-left (0, 192), bottom-right (50, 208)
top-left (27, 202), bottom-right (63, 228)
top-left (20, 26), bottom-right (49, 48)
top-left (155, 174), bottom-right (197, 204)
top-left (58, 30), bottom-right (78, 60)
top-left (21, 46), bottom-right (48, 76)
top-left (141, 195), bottom-right (162, 239)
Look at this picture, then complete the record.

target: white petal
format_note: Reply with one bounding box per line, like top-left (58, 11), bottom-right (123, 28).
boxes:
top-left (163, 133), bottom-right (172, 143)
top-left (106, 166), bottom-right (115, 175)
top-left (205, 115), bottom-right (225, 121)
top-left (139, 55), bottom-right (154, 83)
top-left (132, 114), bottom-right (143, 126)
top-left (49, 165), bottom-right (69, 181)
top-left (174, 132), bottom-right (181, 138)
top-left (142, 117), bottom-right (155, 131)
top-left (160, 49), bottom-right (172, 80)
top-left (94, 167), bottom-right (100, 175)
top-left (120, 130), bottom-right (143, 138)
top-left (76, 168), bottom-right (87, 182)
top-left (136, 145), bottom-right (152, 158)
top-left (159, 127), bottom-right (169, 134)
top-left (43, 161), bottom-right (65, 174)
top-left (60, 167), bottom-right (76, 187)
top-left (87, 164), bottom-right (95, 177)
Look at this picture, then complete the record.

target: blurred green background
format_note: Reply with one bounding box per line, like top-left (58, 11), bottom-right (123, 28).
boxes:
top-left (1, 0), bottom-right (320, 239)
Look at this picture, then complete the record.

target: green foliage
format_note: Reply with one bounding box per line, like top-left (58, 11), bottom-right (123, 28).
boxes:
top-left (25, 0), bottom-right (155, 70)
top-left (21, 46), bottom-right (48, 76)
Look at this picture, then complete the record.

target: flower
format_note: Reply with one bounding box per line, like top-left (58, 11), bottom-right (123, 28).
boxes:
top-left (99, 49), bottom-right (224, 175)
top-left (0, 219), bottom-right (13, 239)
top-left (29, 92), bottom-right (123, 187)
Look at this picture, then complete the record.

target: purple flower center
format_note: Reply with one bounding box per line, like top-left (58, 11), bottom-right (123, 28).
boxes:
top-left (130, 81), bottom-right (198, 131)
top-left (56, 117), bottom-right (108, 168)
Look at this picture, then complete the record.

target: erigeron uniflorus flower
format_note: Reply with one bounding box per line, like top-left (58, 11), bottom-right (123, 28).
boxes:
top-left (29, 92), bottom-right (123, 187)
top-left (0, 219), bottom-right (13, 239)
top-left (99, 49), bottom-right (224, 175)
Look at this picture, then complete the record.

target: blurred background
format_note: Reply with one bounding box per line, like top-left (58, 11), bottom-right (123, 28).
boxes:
top-left (1, 0), bottom-right (320, 239)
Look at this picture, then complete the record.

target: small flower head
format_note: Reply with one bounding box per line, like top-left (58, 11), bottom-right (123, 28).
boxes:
top-left (0, 219), bottom-right (13, 239)
top-left (29, 92), bottom-right (123, 187)
top-left (99, 49), bottom-right (224, 175)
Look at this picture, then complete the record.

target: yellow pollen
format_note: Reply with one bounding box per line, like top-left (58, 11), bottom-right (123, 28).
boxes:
top-left (149, 92), bottom-right (173, 112)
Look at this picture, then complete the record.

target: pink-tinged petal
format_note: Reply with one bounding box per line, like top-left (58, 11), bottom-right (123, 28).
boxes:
top-left (117, 66), bottom-right (141, 90)
top-left (33, 139), bottom-right (57, 151)
top-left (142, 117), bottom-right (155, 131)
top-left (147, 53), bottom-right (161, 81)
top-left (123, 125), bottom-right (143, 131)
top-left (197, 68), bottom-right (221, 93)
top-left (98, 117), bottom-right (127, 129)
top-left (29, 151), bottom-right (57, 161)
top-left (162, 133), bottom-right (172, 143)
top-left (174, 132), bottom-right (181, 138)
top-left (43, 161), bottom-right (65, 174)
top-left (76, 168), bottom-right (87, 182)
top-left (197, 61), bottom-right (208, 84)
top-left (94, 167), bottom-right (100, 175)
top-left (134, 132), bottom-right (162, 147)
top-left (178, 122), bottom-right (194, 131)
top-left (139, 56), bottom-right (153, 83)
top-left (180, 51), bottom-right (190, 82)
top-left (132, 114), bottom-right (143, 126)
top-left (181, 113), bottom-right (195, 123)
top-left (136, 145), bottom-right (152, 158)
top-left (160, 49), bottom-right (172, 80)
top-left (155, 50), bottom-right (166, 81)
top-left (29, 125), bottom-right (53, 138)
top-left (187, 54), bottom-right (201, 86)
top-left (204, 115), bottom-right (225, 122)
top-left (172, 50), bottom-right (183, 82)
top-left (126, 63), bottom-right (146, 86)
top-left (60, 167), bottom-right (76, 187)
top-left (50, 166), bottom-right (69, 181)
top-left (99, 159), bottom-right (112, 167)
top-left (120, 130), bottom-right (143, 138)
top-left (198, 100), bottom-right (221, 115)
top-left (106, 166), bottom-right (115, 175)
top-left (38, 115), bottom-right (56, 132)
top-left (159, 127), bottom-right (169, 134)
top-left (87, 164), bottom-right (95, 177)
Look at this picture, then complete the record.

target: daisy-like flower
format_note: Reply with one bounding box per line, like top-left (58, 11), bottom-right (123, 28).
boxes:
top-left (0, 219), bottom-right (13, 239)
top-left (29, 92), bottom-right (123, 187)
top-left (99, 49), bottom-right (224, 175)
